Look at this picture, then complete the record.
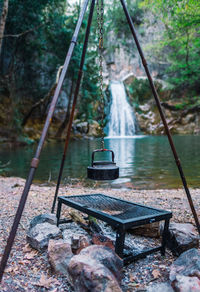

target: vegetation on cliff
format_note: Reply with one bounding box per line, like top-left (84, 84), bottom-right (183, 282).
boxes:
top-left (0, 0), bottom-right (200, 141)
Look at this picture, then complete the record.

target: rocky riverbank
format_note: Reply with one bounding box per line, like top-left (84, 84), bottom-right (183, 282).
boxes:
top-left (0, 177), bottom-right (199, 291)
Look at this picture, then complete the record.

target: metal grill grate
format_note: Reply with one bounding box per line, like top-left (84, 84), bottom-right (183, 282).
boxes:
top-left (57, 193), bottom-right (172, 263)
top-left (68, 194), bottom-right (162, 219)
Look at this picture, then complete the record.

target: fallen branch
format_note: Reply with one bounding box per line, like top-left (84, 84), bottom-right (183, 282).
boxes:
top-left (69, 210), bottom-right (89, 231)
top-left (161, 102), bottom-right (181, 111)
top-left (0, 24), bottom-right (43, 39)
top-left (0, 160), bottom-right (10, 168)
top-left (21, 66), bottom-right (63, 126)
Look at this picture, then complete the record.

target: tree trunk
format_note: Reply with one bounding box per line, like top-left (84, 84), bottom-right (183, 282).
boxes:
top-left (0, 0), bottom-right (9, 56)
top-left (22, 66), bottom-right (63, 126)
top-left (55, 79), bottom-right (74, 138)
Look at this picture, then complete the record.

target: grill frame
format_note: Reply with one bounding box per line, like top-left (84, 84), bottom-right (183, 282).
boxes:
top-left (57, 193), bottom-right (172, 264)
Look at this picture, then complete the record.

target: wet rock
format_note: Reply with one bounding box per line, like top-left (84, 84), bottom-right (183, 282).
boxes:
top-left (169, 248), bottom-right (200, 282)
top-left (130, 221), bottom-right (160, 238)
top-left (27, 222), bottom-right (61, 250)
top-left (79, 245), bottom-right (123, 283)
top-left (138, 103), bottom-right (151, 113)
top-left (48, 239), bottom-right (73, 275)
top-left (160, 223), bottom-right (199, 256)
top-left (181, 114), bottom-right (195, 125)
top-left (75, 121), bottom-right (89, 134)
top-left (71, 234), bottom-right (90, 254)
top-left (29, 213), bottom-right (57, 229)
top-left (88, 120), bottom-right (100, 137)
top-left (92, 234), bottom-right (115, 250)
top-left (146, 282), bottom-right (174, 292)
top-left (68, 254), bottom-right (122, 292)
top-left (172, 275), bottom-right (200, 292)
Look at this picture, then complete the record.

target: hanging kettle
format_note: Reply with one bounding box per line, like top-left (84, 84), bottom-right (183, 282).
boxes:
top-left (87, 149), bottom-right (119, 180)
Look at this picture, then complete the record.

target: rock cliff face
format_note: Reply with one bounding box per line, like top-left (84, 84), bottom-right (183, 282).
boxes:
top-left (102, 10), bottom-right (200, 136)
top-left (104, 11), bottom-right (167, 82)
top-left (137, 103), bottom-right (200, 135)
top-left (124, 79), bottom-right (200, 135)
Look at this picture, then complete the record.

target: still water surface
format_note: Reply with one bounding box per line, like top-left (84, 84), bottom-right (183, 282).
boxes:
top-left (1, 135), bottom-right (200, 189)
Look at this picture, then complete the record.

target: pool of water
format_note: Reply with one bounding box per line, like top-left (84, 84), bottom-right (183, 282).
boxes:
top-left (0, 135), bottom-right (200, 189)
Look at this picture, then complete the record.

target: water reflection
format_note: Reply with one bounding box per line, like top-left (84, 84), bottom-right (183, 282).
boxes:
top-left (0, 135), bottom-right (200, 189)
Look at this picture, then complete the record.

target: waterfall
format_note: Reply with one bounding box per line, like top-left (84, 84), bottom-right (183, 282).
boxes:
top-left (107, 81), bottom-right (137, 137)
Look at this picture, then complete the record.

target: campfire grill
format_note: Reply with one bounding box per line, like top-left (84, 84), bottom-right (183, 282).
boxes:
top-left (57, 194), bottom-right (172, 264)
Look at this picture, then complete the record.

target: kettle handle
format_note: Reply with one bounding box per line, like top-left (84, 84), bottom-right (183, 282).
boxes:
top-left (91, 149), bottom-right (115, 166)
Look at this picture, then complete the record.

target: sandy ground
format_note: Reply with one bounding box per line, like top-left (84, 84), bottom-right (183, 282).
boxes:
top-left (0, 176), bottom-right (199, 291)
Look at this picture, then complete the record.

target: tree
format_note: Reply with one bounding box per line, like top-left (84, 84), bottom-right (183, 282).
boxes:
top-left (141, 0), bottom-right (200, 95)
top-left (0, 0), bottom-right (9, 56)
top-left (0, 0), bottom-right (99, 136)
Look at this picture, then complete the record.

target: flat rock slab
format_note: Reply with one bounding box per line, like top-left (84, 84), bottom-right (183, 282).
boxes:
top-left (27, 222), bottom-right (61, 250)
top-left (29, 213), bottom-right (57, 229)
top-left (48, 239), bottom-right (73, 275)
top-left (161, 223), bottom-right (199, 256)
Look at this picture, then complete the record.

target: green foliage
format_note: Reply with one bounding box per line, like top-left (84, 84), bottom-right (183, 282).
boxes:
top-left (1, 0), bottom-right (69, 99)
top-left (127, 78), bottom-right (163, 106)
top-left (0, 0), bottom-right (99, 128)
top-left (140, 0), bottom-right (200, 95)
top-left (103, 0), bottom-right (144, 55)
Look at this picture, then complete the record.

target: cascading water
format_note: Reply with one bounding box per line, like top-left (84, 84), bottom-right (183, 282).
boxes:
top-left (107, 81), bottom-right (137, 137)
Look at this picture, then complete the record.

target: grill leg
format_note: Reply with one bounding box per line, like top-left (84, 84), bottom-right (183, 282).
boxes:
top-left (56, 200), bottom-right (62, 227)
top-left (115, 228), bottom-right (126, 258)
top-left (161, 218), bottom-right (170, 256)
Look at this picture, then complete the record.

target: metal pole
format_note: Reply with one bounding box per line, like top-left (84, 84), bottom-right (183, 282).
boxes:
top-left (51, 0), bottom-right (96, 213)
top-left (0, 0), bottom-right (89, 281)
top-left (120, 0), bottom-right (200, 235)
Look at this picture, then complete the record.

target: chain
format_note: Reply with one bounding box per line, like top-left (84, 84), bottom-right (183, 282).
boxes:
top-left (97, 0), bottom-right (105, 149)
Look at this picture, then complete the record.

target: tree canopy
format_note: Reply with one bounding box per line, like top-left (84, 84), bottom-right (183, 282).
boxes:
top-left (141, 0), bottom-right (200, 95)
top-left (0, 0), bottom-right (200, 137)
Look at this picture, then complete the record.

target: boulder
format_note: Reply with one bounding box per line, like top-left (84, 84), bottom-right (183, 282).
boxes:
top-left (172, 275), bottom-right (200, 292)
top-left (160, 223), bottom-right (199, 256)
top-left (48, 239), bottom-right (73, 275)
top-left (170, 248), bottom-right (200, 282)
top-left (75, 121), bottom-right (89, 134)
top-left (138, 103), bottom-right (151, 113)
top-left (78, 245), bottom-right (123, 283)
top-left (181, 114), bottom-right (195, 125)
top-left (68, 255), bottom-right (122, 292)
top-left (29, 213), bottom-right (57, 229)
top-left (88, 120), bottom-right (100, 137)
top-left (27, 222), bottom-right (61, 250)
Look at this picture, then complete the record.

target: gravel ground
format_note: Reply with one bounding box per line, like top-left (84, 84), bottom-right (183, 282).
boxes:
top-left (0, 176), bottom-right (199, 291)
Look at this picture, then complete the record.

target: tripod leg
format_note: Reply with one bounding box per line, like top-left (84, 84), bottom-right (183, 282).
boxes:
top-left (120, 0), bottom-right (200, 236)
top-left (0, 0), bottom-right (90, 282)
top-left (51, 0), bottom-right (96, 213)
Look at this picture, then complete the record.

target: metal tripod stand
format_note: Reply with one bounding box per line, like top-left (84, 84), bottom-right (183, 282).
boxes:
top-left (0, 0), bottom-right (199, 281)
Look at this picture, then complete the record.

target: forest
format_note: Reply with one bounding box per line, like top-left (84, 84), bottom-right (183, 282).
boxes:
top-left (0, 0), bottom-right (200, 143)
